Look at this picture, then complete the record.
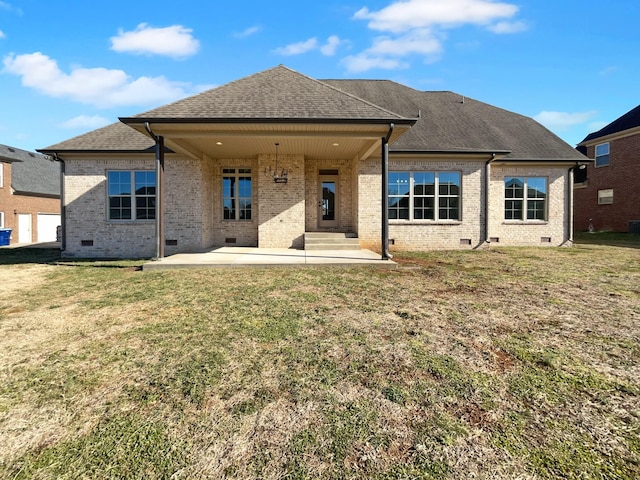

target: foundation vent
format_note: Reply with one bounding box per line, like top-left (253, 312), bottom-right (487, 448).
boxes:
top-left (489, 237), bottom-right (500, 243)
top-left (541, 237), bottom-right (552, 243)
top-left (225, 237), bottom-right (237, 244)
top-left (460, 238), bottom-right (472, 245)
top-left (81, 240), bottom-right (93, 247)
top-left (165, 239), bottom-right (178, 246)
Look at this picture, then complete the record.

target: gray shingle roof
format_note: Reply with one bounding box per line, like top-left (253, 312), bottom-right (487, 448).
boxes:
top-left (39, 65), bottom-right (585, 162)
top-left (40, 121), bottom-right (155, 152)
top-left (126, 65), bottom-right (408, 121)
top-left (0, 144), bottom-right (60, 197)
top-left (322, 79), bottom-right (586, 161)
top-left (580, 104), bottom-right (640, 144)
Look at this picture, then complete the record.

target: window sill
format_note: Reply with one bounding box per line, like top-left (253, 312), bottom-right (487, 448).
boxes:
top-left (502, 220), bottom-right (548, 225)
top-left (107, 220), bottom-right (156, 224)
top-left (390, 220), bottom-right (462, 226)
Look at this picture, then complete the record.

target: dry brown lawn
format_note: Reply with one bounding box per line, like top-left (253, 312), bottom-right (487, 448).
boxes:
top-left (0, 243), bottom-right (638, 479)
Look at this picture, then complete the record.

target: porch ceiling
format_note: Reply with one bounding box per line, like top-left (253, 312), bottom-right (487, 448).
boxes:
top-left (127, 122), bottom-right (410, 161)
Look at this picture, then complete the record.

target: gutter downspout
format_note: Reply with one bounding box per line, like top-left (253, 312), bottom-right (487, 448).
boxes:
top-left (145, 122), bottom-right (165, 259)
top-left (381, 124), bottom-right (394, 260)
top-left (567, 164), bottom-right (577, 245)
top-left (484, 153), bottom-right (497, 246)
top-left (53, 154), bottom-right (66, 253)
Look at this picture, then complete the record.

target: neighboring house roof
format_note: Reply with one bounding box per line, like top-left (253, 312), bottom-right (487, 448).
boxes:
top-left (125, 65), bottom-right (410, 122)
top-left (0, 144), bottom-right (60, 197)
top-left (322, 79), bottom-right (585, 161)
top-left (39, 65), bottom-right (586, 162)
top-left (580, 104), bottom-right (640, 144)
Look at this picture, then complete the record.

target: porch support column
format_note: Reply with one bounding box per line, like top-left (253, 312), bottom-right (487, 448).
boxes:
top-left (381, 124), bottom-right (394, 260)
top-left (155, 135), bottom-right (165, 259)
top-left (146, 122), bottom-right (165, 259)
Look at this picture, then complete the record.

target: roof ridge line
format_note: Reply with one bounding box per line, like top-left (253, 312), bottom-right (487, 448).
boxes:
top-left (277, 65), bottom-right (413, 120)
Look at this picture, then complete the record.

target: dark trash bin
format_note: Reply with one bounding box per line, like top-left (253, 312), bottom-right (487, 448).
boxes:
top-left (0, 229), bottom-right (11, 246)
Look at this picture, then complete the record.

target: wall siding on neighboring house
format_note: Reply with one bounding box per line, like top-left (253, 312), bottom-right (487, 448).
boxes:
top-left (574, 134), bottom-right (640, 232)
top-left (0, 160), bottom-right (60, 245)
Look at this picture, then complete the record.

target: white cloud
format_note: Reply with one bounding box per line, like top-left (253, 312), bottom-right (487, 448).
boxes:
top-left (354, 0), bottom-right (519, 32)
top-left (59, 115), bottom-right (111, 129)
top-left (0, 1), bottom-right (21, 14)
top-left (342, 29), bottom-right (441, 73)
top-left (487, 20), bottom-right (527, 34)
top-left (368, 29), bottom-right (443, 57)
top-left (599, 66), bottom-right (618, 76)
top-left (534, 111), bottom-right (598, 131)
top-left (274, 38), bottom-right (319, 56)
top-left (0, 30), bottom-right (5, 39)
top-left (588, 121), bottom-right (608, 132)
top-left (110, 23), bottom-right (199, 58)
top-left (234, 25), bottom-right (262, 39)
top-left (349, 0), bottom-right (525, 72)
top-left (275, 36), bottom-right (344, 57)
top-left (3, 52), bottom-right (200, 108)
top-left (341, 54), bottom-right (408, 73)
top-left (320, 36), bottom-right (342, 56)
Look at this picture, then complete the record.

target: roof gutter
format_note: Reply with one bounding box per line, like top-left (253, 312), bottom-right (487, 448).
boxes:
top-left (121, 117), bottom-right (416, 126)
top-left (381, 123), bottom-right (394, 261)
top-left (145, 122), bottom-right (165, 260)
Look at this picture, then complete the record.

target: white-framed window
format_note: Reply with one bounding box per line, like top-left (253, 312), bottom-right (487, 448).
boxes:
top-left (505, 177), bottom-right (547, 221)
top-left (597, 188), bottom-right (613, 205)
top-left (0, 162), bottom-right (4, 188)
top-left (222, 168), bottom-right (252, 220)
top-left (0, 211), bottom-right (4, 228)
top-left (389, 171), bottom-right (461, 221)
top-left (107, 170), bottom-right (156, 221)
top-left (595, 143), bottom-right (610, 167)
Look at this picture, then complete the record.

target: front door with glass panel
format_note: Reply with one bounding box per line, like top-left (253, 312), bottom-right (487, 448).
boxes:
top-left (318, 176), bottom-right (338, 228)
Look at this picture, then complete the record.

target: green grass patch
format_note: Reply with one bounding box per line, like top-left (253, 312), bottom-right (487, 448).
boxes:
top-left (1, 247), bottom-right (639, 478)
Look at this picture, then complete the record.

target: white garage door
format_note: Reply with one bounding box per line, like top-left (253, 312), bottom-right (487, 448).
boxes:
top-left (37, 213), bottom-right (61, 243)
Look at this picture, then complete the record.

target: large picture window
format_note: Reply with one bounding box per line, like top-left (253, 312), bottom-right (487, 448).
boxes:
top-left (223, 169), bottom-right (252, 220)
top-left (504, 177), bottom-right (547, 221)
top-left (107, 170), bottom-right (156, 220)
top-left (389, 171), bottom-right (461, 221)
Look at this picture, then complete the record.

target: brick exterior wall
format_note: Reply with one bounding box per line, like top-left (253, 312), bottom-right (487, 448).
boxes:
top-left (258, 153), bottom-right (306, 249)
top-left (62, 153), bottom-right (573, 258)
top-left (358, 158), bottom-right (570, 251)
top-left (209, 158), bottom-right (258, 248)
top-left (64, 156), bottom-right (157, 258)
top-left (358, 158), bottom-right (485, 251)
top-left (489, 165), bottom-right (570, 247)
top-left (574, 134), bottom-right (640, 232)
top-left (0, 161), bottom-right (60, 245)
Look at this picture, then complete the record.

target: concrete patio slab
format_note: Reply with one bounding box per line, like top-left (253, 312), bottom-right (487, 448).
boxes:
top-left (142, 247), bottom-right (396, 270)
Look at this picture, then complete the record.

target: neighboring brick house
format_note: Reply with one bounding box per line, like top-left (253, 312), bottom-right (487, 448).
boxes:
top-left (0, 144), bottom-right (61, 245)
top-left (39, 65), bottom-right (587, 259)
top-left (575, 104), bottom-right (640, 232)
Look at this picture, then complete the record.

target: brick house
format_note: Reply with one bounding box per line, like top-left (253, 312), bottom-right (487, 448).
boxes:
top-left (39, 65), bottom-right (587, 259)
top-left (0, 144), bottom-right (61, 245)
top-left (575, 104), bottom-right (640, 232)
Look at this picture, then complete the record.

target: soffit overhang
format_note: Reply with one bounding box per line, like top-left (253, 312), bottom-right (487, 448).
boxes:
top-left (120, 118), bottom-right (414, 161)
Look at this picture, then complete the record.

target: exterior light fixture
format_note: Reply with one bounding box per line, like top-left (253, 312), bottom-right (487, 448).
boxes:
top-left (265, 142), bottom-right (288, 183)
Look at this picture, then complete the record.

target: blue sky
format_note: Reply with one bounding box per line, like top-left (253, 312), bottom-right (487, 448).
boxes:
top-left (1, 0), bottom-right (638, 152)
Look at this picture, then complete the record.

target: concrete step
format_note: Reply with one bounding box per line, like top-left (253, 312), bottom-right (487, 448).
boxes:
top-left (304, 232), bottom-right (361, 251)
